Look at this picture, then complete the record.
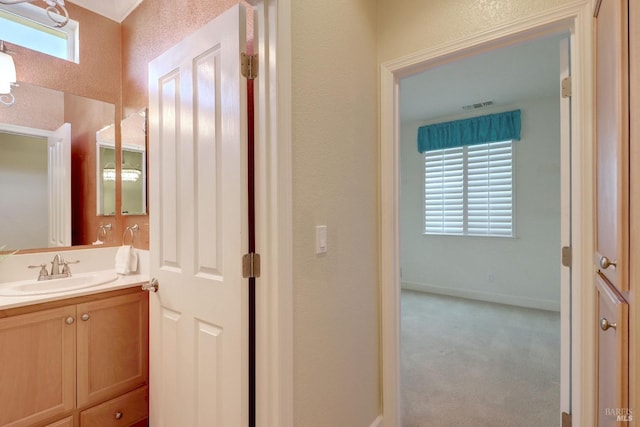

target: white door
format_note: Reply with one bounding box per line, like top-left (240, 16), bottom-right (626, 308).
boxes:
top-left (148, 5), bottom-right (248, 427)
top-left (47, 122), bottom-right (71, 247)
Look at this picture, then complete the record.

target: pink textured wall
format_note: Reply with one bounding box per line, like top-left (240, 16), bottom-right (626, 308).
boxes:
top-left (13, 2), bottom-right (121, 105)
top-left (121, 0), bottom-right (252, 114)
top-left (0, 84), bottom-right (63, 130)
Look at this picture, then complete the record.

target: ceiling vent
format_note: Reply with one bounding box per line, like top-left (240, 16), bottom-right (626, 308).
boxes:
top-left (462, 100), bottom-right (494, 110)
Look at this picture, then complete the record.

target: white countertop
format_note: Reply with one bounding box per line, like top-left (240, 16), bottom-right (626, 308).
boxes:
top-left (0, 270), bottom-right (149, 310)
top-left (0, 247), bottom-right (150, 310)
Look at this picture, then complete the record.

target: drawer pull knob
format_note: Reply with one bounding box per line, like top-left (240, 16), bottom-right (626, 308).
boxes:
top-left (599, 256), bottom-right (617, 270)
top-left (65, 316), bottom-right (74, 325)
top-left (115, 411), bottom-right (123, 420)
top-left (81, 313), bottom-right (90, 321)
top-left (600, 317), bottom-right (616, 331)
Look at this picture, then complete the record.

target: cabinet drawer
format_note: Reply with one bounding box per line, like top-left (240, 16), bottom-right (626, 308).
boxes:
top-left (45, 416), bottom-right (74, 427)
top-left (80, 387), bottom-right (148, 427)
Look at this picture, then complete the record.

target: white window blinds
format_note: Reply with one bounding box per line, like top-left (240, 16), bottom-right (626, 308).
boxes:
top-left (424, 147), bottom-right (464, 235)
top-left (424, 141), bottom-right (513, 237)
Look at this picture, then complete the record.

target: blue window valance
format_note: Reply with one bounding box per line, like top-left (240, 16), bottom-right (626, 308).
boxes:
top-left (417, 109), bottom-right (521, 153)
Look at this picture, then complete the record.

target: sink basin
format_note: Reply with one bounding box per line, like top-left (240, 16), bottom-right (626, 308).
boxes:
top-left (0, 271), bottom-right (119, 296)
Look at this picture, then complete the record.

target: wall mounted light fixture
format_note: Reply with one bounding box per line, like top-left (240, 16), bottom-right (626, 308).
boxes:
top-left (0, 41), bottom-right (16, 107)
top-left (0, 0), bottom-right (68, 27)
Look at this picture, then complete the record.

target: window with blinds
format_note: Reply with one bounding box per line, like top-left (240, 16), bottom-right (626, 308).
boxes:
top-left (424, 140), bottom-right (513, 237)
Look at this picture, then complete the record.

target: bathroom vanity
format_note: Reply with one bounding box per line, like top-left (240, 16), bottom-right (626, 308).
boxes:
top-left (0, 280), bottom-right (149, 427)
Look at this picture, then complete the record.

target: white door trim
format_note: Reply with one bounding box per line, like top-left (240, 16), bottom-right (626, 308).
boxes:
top-left (379, 2), bottom-right (594, 426)
top-left (559, 36), bottom-right (572, 417)
top-left (249, 0), bottom-right (295, 426)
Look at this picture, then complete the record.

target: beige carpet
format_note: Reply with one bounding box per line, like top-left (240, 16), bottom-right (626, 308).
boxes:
top-left (401, 290), bottom-right (561, 427)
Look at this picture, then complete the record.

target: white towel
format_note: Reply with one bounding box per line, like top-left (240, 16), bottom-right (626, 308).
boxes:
top-left (115, 245), bottom-right (139, 275)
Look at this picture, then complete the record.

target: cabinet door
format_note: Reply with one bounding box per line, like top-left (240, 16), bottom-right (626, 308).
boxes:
top-left (595, 274), bottom-right (629, 426)
top-left (594, 0), bottom-right (630, 291)
top-left (0, 306), bottom-right (76, 427)
top-left (77, 292), bottom-right (149, 407)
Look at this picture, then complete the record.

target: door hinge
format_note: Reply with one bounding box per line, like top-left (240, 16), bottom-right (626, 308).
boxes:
top-left (562, 246), bottom-right (572, 268)
top-left (562, 412), bottom-right (571, 427)
top-left (241, 53), bottom-right (258, 80)
top-left (561, 76), bottom-right (572, 98)
top-left (242, 253), bottom-right (261, 278)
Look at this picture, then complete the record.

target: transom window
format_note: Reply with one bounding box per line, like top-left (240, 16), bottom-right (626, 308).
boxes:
top-left (0, 2), bottom-right (78, 63)
top-left (424, 140), bottom-right (514, 237)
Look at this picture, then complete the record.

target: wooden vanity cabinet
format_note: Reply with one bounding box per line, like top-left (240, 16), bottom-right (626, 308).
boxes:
top-left (0, 288), bottom-right (149, 427)
top-left (77, 293), bottom-right (149, 409)
top-left (0, 306), bottom-right (76, 427)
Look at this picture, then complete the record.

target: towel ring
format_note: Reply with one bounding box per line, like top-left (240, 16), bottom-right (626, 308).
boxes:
top-left (95, 223), bottom-right (112, 243)
top-left (122, 224), bottom-right (139, 247)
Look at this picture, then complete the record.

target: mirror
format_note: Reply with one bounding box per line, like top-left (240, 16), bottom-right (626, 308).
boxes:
top-left (96, 126), bottom-right (117, 216)
top-left (121, 109), bottom-right (147, 215)
top-left (95, 109), bottom-right (147, 216)
top-left (0, 82), bottom-right (116, 251)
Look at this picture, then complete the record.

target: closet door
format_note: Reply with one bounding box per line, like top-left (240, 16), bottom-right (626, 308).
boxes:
top-left (595, 275), bottom-right (629, 426)
top-left (594, 0), bottom-right (629, 292)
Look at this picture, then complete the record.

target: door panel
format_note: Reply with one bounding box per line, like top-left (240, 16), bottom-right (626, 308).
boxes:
top-left (594, 0), bottom-right (629, 291)
top-left (595, 275), bottom-right (629, 426)
top-left (148, 5), bottom-right (247, 427)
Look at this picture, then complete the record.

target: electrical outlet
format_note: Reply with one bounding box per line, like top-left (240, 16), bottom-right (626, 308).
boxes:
top-left (488, 273), bottom-right (495, 283)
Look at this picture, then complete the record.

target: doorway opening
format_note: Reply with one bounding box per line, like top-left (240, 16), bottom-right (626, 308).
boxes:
top-left (380, 5), bottom-right (596, 426)
top-left (397, 32), bottom-right (569, 426)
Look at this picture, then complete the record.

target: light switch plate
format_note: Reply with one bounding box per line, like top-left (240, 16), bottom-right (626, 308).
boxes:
top-left (316, 225), bottom-right (328, 254)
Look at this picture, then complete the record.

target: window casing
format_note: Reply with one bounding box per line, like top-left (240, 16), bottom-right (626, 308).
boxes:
top-left (424, 140), bottom-right (513, 237)
top-left (0, 2), bottom-right (78, 63)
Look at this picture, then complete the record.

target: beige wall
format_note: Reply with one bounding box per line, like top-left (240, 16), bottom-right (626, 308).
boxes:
top-left (377, 0), bottom-right (576, 64)
top-left (291, 0), bottom-right (380, 426)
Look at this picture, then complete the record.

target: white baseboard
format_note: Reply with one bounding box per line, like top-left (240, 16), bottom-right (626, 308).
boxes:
top-left (401, 281), bottom-right (560, 312)
top-left (369, 415), bottom-right (383, 427)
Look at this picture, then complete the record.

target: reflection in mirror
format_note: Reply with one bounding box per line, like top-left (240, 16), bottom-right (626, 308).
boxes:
top-left (96, 123), bottom-right (116, 216)
top-left (0, 82), bottom-right (115, 251)
top-left (120, 109), bottom-right (147, 215)
top-left (0, 130), bottom-right (49, 249)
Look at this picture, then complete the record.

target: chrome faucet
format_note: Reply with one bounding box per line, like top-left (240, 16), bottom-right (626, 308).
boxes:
top-left (51, 253), bottom-right (63, 276)
top-left (28, 254), bottom-right (80, 281)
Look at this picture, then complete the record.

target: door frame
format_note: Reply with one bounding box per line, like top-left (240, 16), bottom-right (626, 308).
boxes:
top-left (379, 2), bottom-right (594, 426)
top-left (250, 0), bottom-right (295, 426)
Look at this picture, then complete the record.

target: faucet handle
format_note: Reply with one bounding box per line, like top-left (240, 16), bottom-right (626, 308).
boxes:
top-left (61, 260), bottom-right (80, 275)
top-left (28, 263), bottom-right (47, 269)
top-left (28, 264), bottom-right (49, 280)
